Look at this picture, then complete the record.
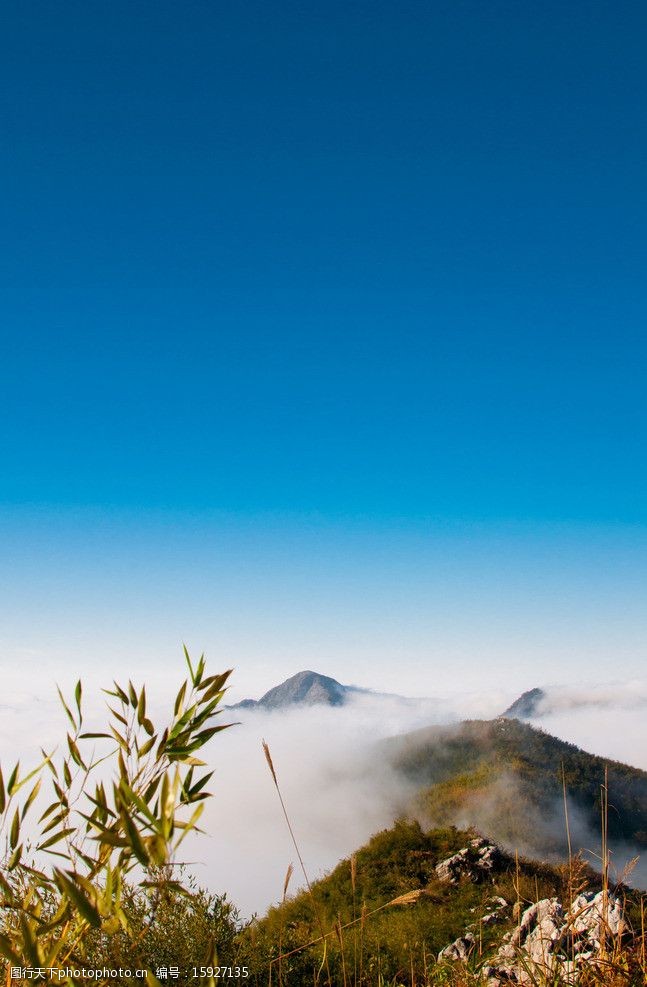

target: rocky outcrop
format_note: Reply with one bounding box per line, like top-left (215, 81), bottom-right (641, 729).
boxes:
top-left (486, 891), bottom-right (622, 985)
top-left (439, 932), bottom-right (475, 962)
top-left (435, 838), bottom-right (502, 884)
top-left (480, 895), bottom-right (509, 926)
top-left (435, 838), bottom-right (626, 984)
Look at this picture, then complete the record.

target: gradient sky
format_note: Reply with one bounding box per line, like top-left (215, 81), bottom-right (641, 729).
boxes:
top-left (1, 1), bottom-right (646, 700)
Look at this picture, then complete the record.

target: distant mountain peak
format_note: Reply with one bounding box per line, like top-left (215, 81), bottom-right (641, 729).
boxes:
top-left (231, 670), bottom-right (351, 710)
top-left (502, 687), bottom-right (546, 720)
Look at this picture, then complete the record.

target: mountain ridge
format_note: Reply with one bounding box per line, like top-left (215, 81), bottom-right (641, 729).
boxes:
top-left (228, 668), bottom-right (420, 710)
top-left (229, 669), bottom-right (361, 709)
top-left (383, 717), bottom-right (647, 867)
top-left (501, 686), bottom-right (546, 719)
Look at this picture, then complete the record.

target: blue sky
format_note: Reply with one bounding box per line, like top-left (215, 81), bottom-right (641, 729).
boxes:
top-left (1, 1), bottom-right (646, 697)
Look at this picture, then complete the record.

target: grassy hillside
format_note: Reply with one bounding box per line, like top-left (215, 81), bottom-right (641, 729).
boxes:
top-left (240, 819), bottom-right (644, 986)
top-left (383, 718), bottom-right (647, 864)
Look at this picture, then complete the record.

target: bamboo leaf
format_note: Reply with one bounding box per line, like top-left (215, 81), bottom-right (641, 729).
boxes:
top-left (13, 758), bottom-right (49, 793)
top-left (41, 809), bottom-right (69, 835)
top-left (67, 734), bottom-right (86, 769)
top-left (10, 808), bottom-right (20, 848)
top-left (38, 827), bottom-right (75, 851)
top-left (183, 643), bottom-right (195, 684)
top-left (137, 735), bottom-right (156, 757)
top-left (190, 771), bottom-right (214, 798)
top-left (41, 749), bottom-right (58, 778)
top-left (194, 653), bottom-right (206, 686)
top-left (174, 681), bottom-right (187, 717)
top-left (54, 869), bottom-right (102, 928)
top-left (119, 807), bottom-right (150, 865)
top-left (197, 669), bottom-right (232, 693)
top-left (174, 802), bottom-right (204, 849)
top-left (57, 685), bottom-right (77, 731)
top-left (105, 681), bottom-right (129, 704)
top-left (108, 706), bottom-right (129, 726)
top-left (89, 829), bottom-right (128, 848)
top-left (8, 844), bottom-right (22, 869)
top-left (39, 800), bottom-right (62, 823)
top-left (137, 686), bottom-right (146, 725)
top-left (7, 762), bottom-right (19, 796)
top-left (110, 726), bottom-right (129, 751)
top-left (21, 777), bottom-right (42, 820)
top-left (168, 704), bottom-right (198, 742)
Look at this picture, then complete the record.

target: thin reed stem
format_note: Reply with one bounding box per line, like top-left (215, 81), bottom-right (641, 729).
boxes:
top-left (262, 740), bottom-right (332, 985)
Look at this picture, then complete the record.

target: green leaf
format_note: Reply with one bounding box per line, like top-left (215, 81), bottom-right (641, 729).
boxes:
top-left (194, 653), bottom-right (206, 687)
top-left (74, 679), bottom-right (83, 719)
top-left (168, 703), bottom-right (197, 742)
top-left (54, 869), bottom-right (102, 928)
top-left (174, 680), bottom-right (188, 717)
top-left (119, 807), bottom-right (150, 866)
top-left (7, 761), bottom-right (19, 796)
top-left (183, 643), bottom-right (195, 683)
top-left (143, 776), bottom-right (162, 804)
top-left (193, 725), bottom-right (229, 747)
top-left (107, 681), bottom-right (129, 704)
top-left (41, 809), bottom-right (69, 835)
top-left (13, 757), bottom-right (49, 793)
top-left (198, 670), bottom-right (233, 697)
top-left (118, 781), bottom-right (157, 826)
top-left (110, 726), bottom-right (129, 751)
top-left (108, 705), bottom-right (129, 726)
top-left (137, 685), bottom-right (147, 725)
top-left (137, 735), bottom-right (156, 757)
top-left (174, 802), bottom-right (204, 849)
top-left (67, 734), bottom-right (86, 769)
top-left (39, 800), bottom-right (62, 823)
top-left (57, 685), bottom-right (77, 731)
top-left (53, 781), bottom-right (68, 806)
top-left (8, 844), bottom-right (22, 869)
top-left (0, 764), bottom-right (5, 813)
top-left (156, 727), bottom-right (169, 758)
top-left (89, 829), bottom-right (128, 848)
top-left (37, 827), bottom-right (75, 851)
top-left (190, 771), bottom-right (214, 799)
top-left (10, 808), bottom-right (20, 848)
top-left (145, 834), bottom-right (168, 866)
top-left (21, 776), bottom-right (42, 820)
top-left (41, 748), bottom-right (58, 778)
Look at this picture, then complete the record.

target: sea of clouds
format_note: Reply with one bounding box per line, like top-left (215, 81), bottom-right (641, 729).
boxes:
top-left (1, 663), bottom-right (646, 916)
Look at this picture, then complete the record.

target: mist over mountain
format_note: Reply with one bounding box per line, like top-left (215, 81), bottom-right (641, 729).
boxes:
top-left (384, 717), bottom-right (647, 882)
top-left (502, 682), bottom-right (647, 721)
